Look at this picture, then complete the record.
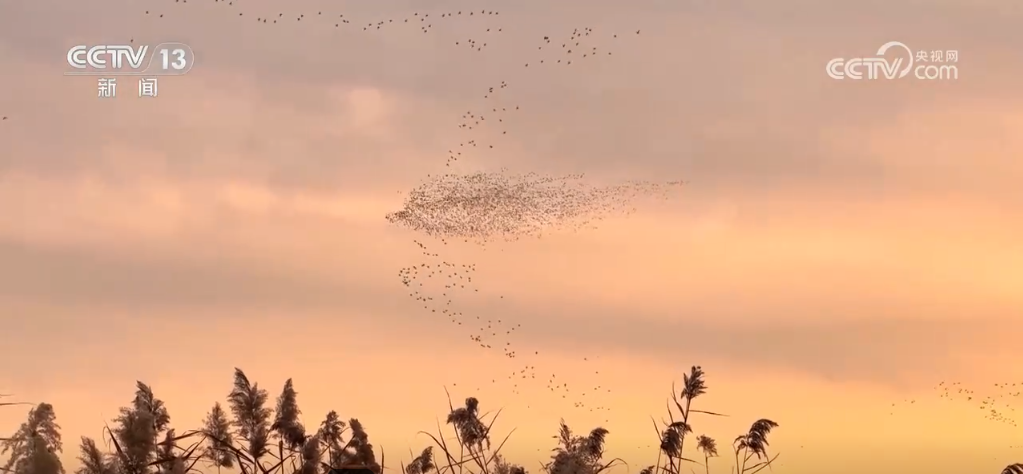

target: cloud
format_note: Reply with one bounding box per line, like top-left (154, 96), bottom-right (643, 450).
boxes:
top-left (3, 0), bottom-right (1021, 203)
top-left (1, 224), bottom-right (1019, 389)
top-left (1, 163), bottom-right (1019, 388)
top-left (1, 0), bottom-right (1022, 437)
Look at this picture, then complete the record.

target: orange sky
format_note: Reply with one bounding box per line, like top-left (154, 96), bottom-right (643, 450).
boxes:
top-left (1, 1), bottom-right (1022, 474)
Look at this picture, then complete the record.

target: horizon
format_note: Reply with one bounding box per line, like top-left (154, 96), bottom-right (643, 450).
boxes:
top-left (1, 0), bottom-right (1021, 473)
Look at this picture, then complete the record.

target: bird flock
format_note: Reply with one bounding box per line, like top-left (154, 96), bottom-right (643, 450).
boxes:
top-left (136, 0), bottom-right (677, 419)
top-left (889, 379), bottom-right (1022, 445)
top-left (394, 237), bottom-right (616, 416)
top-left (386, 171), bottom-right (683, 243)
top-left (936, 380), bottom-right (1021, 428)
top-left (376, 13), bottom-right (678, 414)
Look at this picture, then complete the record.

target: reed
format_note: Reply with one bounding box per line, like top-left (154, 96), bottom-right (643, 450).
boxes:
top-left (2, 368), bottom-right (1017, 474)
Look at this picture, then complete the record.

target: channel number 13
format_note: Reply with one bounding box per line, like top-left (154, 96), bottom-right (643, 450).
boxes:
top-left (160, 48), bottom-right (188, 71)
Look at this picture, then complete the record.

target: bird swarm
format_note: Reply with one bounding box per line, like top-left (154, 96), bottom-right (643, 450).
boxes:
top-left (386, 171), bottom-right (684, 241)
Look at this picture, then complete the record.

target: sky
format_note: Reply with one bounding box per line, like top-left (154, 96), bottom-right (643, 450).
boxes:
top-left (1, 0), bottom-right (1022, 473)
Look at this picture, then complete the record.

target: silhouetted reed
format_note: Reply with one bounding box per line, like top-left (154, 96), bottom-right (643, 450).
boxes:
top-left (417, 389), bottom-right (513, 474)
top-left (2, 367), bottom-right (1016, 474)
top-left (641, 366), bottom-right (779, 474)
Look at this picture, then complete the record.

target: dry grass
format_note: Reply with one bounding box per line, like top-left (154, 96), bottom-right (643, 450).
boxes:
top-left (2, 369), bottom-right (1018, 474)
